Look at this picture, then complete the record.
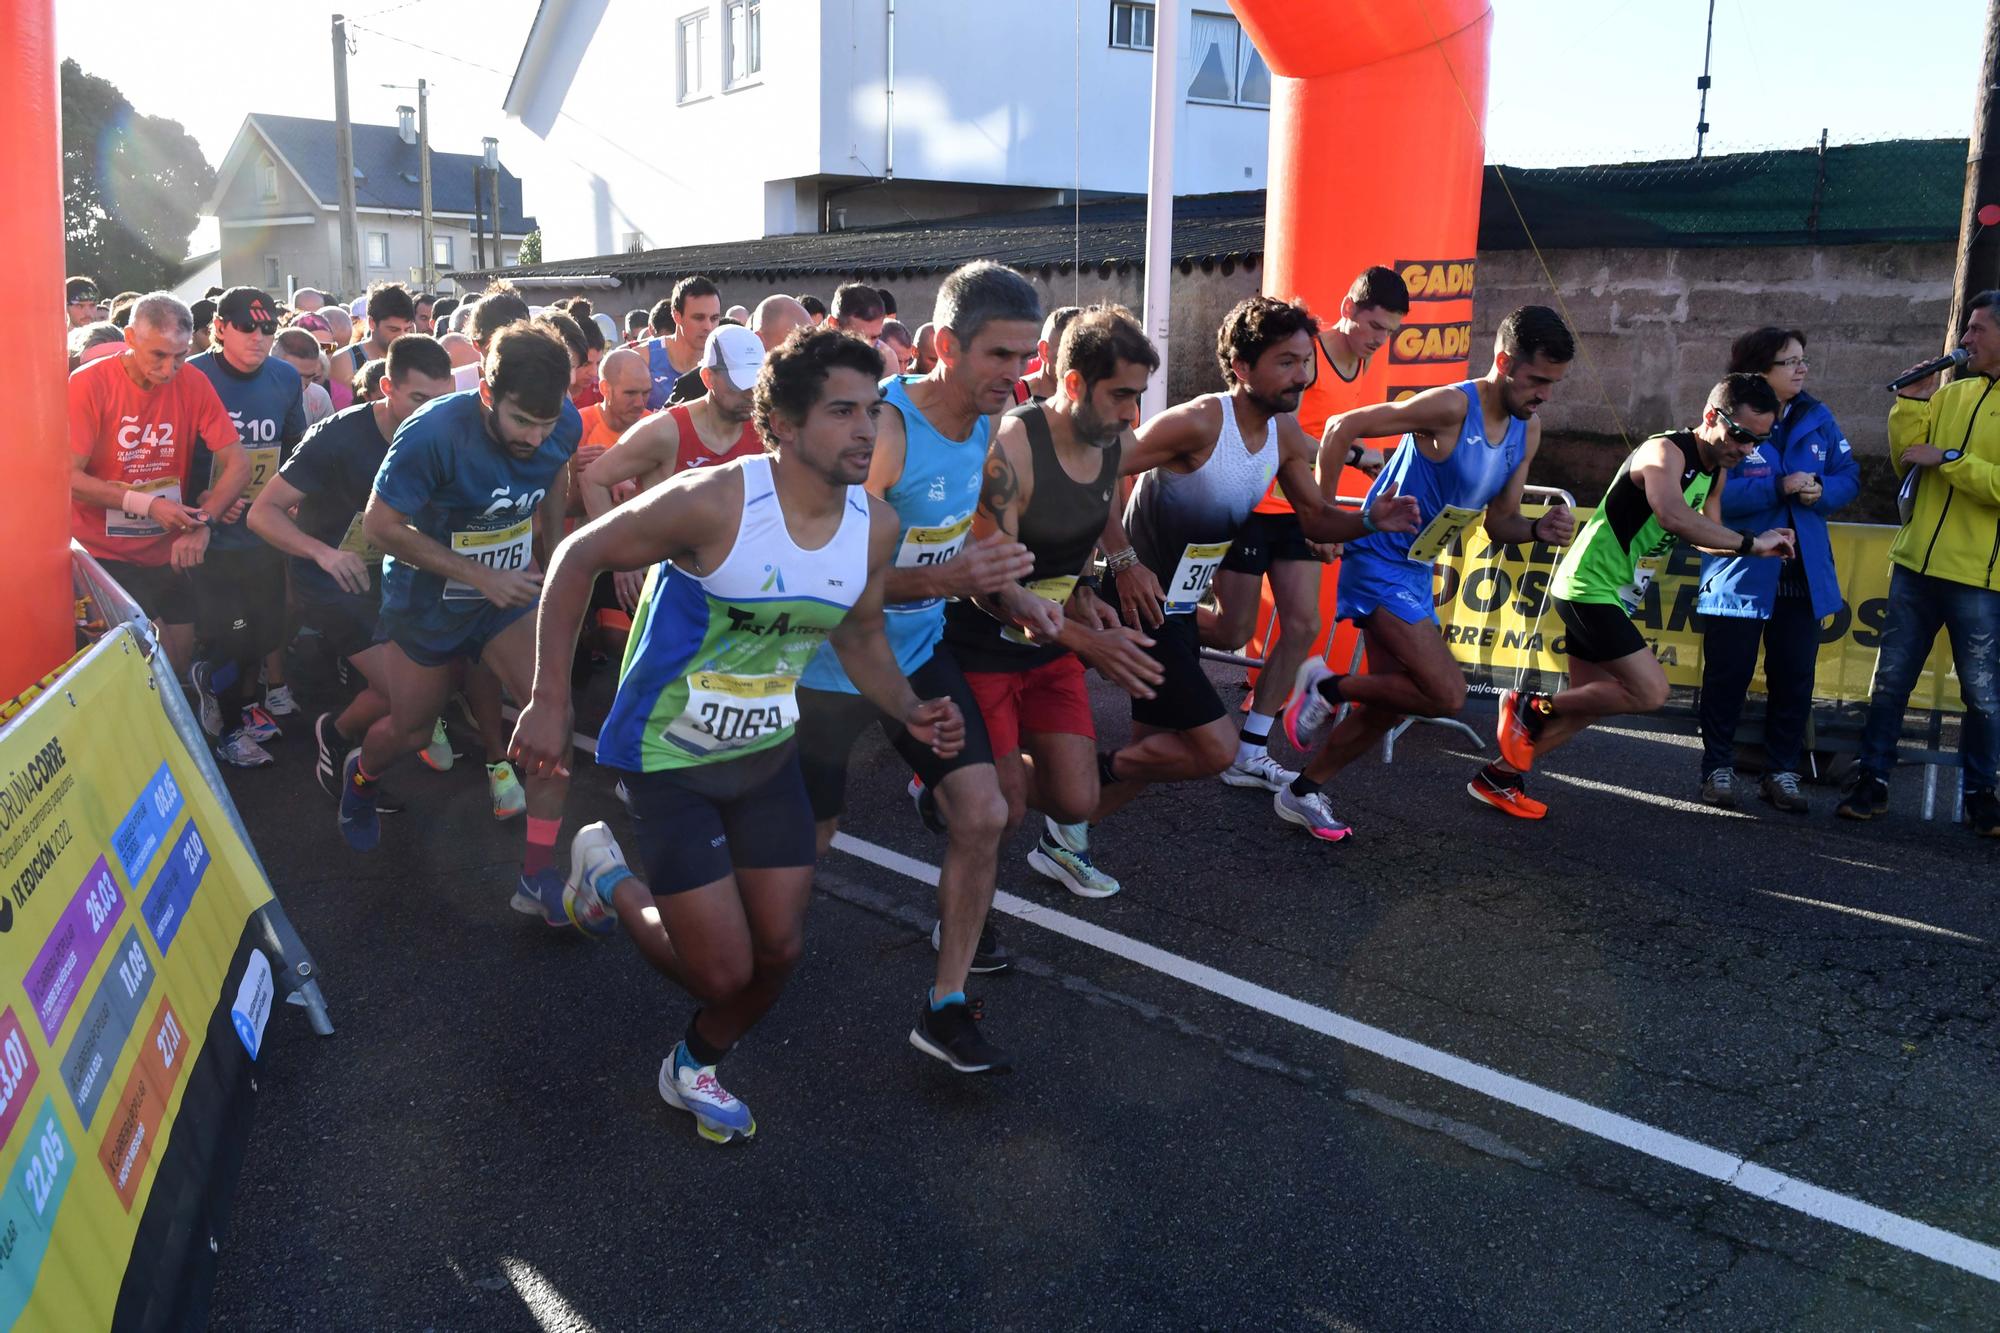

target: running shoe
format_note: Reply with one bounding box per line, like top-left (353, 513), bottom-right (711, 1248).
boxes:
top-left (564, 821), bottom-right (629, 938)
top-left (335, 656), bottom-right (352, 689)
top-left (1835, 773), bottom-right (1889, 822)
top-left (1026, 820), bottom-right (1121, 898)
top-left (1222, 750), bottom-right (1298, 792)
top-left (1759, 771), bottom-right (1808, 814)
top-left (1467, 765), bottom-right (1547, 820)
top-left (189, 661), bottom-right (223, 737)
top-left (658, 1051), bottom-right (757, 1143)
top-left (614, 778), bottom-right (632, 811)
top-left (313, 712), bottom-right (343, 798)
top-left (1282, 659), bottom-right (1338, 752)
top-left (1272, 785), bottom-right (1353, 842)
top-left (909, 996), bottom-right (1013, 1074)
top-left (215, 729), bottom-right (275, 769)
top-left (338, 752), bottom-right (380, 851)
top-left (239, 704), bottom-right (282, 744)
top-left (418, 718), bottom-right (456, 771)
top-left (908, 776), bottom-right (946, 833)
top-left (488, 761), bottom-right (527, 820)
top-left (1700, 768), bottom-right (1736, 808)
top-left (509, 866), bottom-right (570, 927)
top-left (263, 683), bottom-right (300, 717)
top-left (930, 919), bottom-right (1013, 974)
top-left (1495, 689), bottom-right (1552, 772)
top-left (1966, 789), bottom-right (2000, 837)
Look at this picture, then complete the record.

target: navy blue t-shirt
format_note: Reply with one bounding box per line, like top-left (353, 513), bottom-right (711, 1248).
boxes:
top-left (186, 350), bottom-right (306, 553)
top-left (372, 390), bottom-right (580, 633)
top-left (276, 403), bottom-right (392, 604)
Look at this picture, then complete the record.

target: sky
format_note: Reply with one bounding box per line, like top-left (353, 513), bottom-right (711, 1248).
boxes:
top-left (55, 0), bottom-right (1990, 257)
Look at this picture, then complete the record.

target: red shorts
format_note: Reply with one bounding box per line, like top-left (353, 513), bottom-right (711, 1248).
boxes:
top-left (963, 654), bottom-right (1095, 756)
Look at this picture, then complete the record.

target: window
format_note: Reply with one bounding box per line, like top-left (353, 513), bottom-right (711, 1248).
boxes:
top-left (677, 10), bottom-right (710, 103)
top-left (433, 234), bottom-right (454, 268)
top-left (258, 155), bottom-right (278, 202)
top-left (366, 231), bottom-right (389, 269)
top-left (263, 255), bottom-right (281, 288)
top-left (725, 0), bottom-right (761, 87)
top-left (1188, 10), bottom-right (1270, 108)
top-left (1110, 2), bottom-right (1154, 51)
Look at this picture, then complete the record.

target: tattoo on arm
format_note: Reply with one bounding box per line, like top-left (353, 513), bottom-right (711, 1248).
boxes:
top-left (980, 449), bottom-right (1022, 540)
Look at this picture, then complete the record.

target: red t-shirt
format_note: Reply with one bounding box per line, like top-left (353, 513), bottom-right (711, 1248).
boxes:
top-left (69, 355), bottom-right (240, 566)
top-left (668, 403), bottom-right (763, 474)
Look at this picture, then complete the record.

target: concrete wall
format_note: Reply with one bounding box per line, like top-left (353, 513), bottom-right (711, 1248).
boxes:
top-left (1468, 243), bottom-right (1954, 458)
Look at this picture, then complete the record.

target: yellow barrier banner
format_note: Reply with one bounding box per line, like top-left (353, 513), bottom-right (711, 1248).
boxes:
top-left (0, 628), bottom-right (277, 1328)
top-left (1431, 507), bottom-right (1964, 712)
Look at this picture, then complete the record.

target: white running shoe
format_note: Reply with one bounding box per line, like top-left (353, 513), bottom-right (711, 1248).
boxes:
top-left (488, 761), bottom-right (527, 820)
top-left (1282, 659), bottom-right (1338, 753)
top-left (1221, 750), bottom-right (1298, 791)
top-left (1273, 785), bottom-right (1353, 843)
top-left (263, 683), bottom-right (300, 717)
top-left (215, 729), bottom-right (275, 768)
top-left (658, 1055), bottom-right (756, 1142)
top-left (564, 821), bottom-right (628, 938)
top-left (189, 661), bottom-right (224, 738)
top-left (419, 717), bottom-right (455, 771)
top-left (1026, 818), bottom-right (1122, 898)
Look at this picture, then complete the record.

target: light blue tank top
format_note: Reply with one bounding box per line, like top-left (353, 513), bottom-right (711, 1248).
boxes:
top-left (1345, 380), bottom-right (1527, 566)
top-left (800, 376), bottom-right (989, 693)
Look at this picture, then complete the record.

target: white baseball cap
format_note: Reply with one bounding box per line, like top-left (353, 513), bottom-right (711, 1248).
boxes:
top-left (702, 324), bottom-right (765, 391)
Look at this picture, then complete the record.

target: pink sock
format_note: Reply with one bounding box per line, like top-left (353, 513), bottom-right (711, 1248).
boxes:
top-left (524, 816), bottom-right (561, 875)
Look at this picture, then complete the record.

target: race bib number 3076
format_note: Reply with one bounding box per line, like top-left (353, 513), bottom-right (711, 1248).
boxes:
top-left (444, 518), bottom-right (533, 600)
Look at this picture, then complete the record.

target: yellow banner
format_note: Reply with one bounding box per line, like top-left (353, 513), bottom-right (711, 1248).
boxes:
top-left (0, 628), bottom-right (275, 1328)
top-left (1431, 506), bottom-right (1964, 711)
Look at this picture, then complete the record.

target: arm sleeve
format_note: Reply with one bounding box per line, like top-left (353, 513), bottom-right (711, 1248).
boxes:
top-left (277, 422), bottom-right (331, 494)
top-left (281, 376), bottom-right (308, 449)
top-left (1939, 451), bottom-right (2000, 505)
top-left (372, 423), bottom-right (446, 517)
top-left (1718, 450), bottom-right (1779, 519)
top-left (1887, 395), bottom-right (1935, 473)
top-left (1813, 415), bottom-right (1863, 516)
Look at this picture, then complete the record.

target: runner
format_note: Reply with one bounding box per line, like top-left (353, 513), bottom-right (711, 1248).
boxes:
top-left (67, 275), bottom-right (102, 329)
top-left (335, 283), bottom-right (415, 383)
top-left (576, 345), bottom-right (650, 470)
top-left (1039, 297), bottom-right (1417, 893)
top-left (941, 306), bottom-right (1166, 887)
top-left (1206, 266), bottom-right (1410, 793)
top-left (338, 321), bottom-right (586, 930)
top-left (639, 276), bottom-right (721, 409)
top-left (1013, 306), bottom-right (1083, 405)
top-left (510, 328), bottom-right (964, 1142)
top-left (1278, 305), bottom-right (1577, 836)
top-left (184, 286), bottom-right (308, 765)
top-left (666, 294), bottom-right (811, 404)
top-left (246, 335), bottom-right (456, 803)
top-left (69, 293), bottom-right (249, 681)
top-left (580, 326), bottom-right (770, 609)
top-left (828, 282), bottom-right (887, 342)
top-left (1475, 373), bottom-right (1797, 815)
top-left (913, 323), bottom-right (939, 374)
top-left (795, 261), bottom-right (1040, 1073)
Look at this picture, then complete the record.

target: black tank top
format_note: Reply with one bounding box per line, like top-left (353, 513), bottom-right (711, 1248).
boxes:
top-left (944, 403), bottom-right (1121, 670)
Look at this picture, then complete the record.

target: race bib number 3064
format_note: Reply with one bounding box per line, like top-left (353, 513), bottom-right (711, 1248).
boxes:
top-left (664, 672), bottom-right (800, 755)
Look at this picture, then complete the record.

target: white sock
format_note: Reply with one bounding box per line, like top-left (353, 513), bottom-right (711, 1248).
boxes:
top-left (1046, 817), bottom-right (1088, 852)
top-left (1236, 710), bottom-right (1277, 763)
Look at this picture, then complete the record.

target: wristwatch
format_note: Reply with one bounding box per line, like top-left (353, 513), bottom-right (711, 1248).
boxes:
top-left (1736, 531), bottom-right (1756, 556)
top-left (1942, 449), bottom-right (1965, 464)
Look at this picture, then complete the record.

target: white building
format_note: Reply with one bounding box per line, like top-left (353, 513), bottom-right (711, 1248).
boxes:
top-left (503, 0), bottom-right (1271, 261)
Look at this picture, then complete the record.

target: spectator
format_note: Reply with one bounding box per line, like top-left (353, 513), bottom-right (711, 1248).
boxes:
top-left (1696, 327), bottom-right (1860, 813)
top-left (66, 275), bottom-right (102, 329)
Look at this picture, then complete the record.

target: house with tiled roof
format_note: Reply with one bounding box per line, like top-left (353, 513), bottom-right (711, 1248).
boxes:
top-left (206, 111), bottom-right (537, 298)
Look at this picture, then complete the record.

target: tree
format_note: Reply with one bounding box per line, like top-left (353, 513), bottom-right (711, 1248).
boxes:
top-left (518, 228), bottom-right (542, 266)
top-left (61, 60), bottom-right (215, 294)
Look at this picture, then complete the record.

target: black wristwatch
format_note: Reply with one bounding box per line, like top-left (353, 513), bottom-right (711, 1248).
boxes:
top-left (1942, 448), bottom-right (1964, 464)
top-left (1736, 531), bottom-right (1756, 556)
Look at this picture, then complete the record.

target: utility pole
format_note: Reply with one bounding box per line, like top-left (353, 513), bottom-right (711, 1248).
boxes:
top-left (418, 78), bottom-right (435, 291)
top-left (1693, 0), bottom-right (1715, 159)
top-left (1948, 0), bottom-right (2000, 351)
top-left (485, 137), bottom-right (504, 268)
top-left (472, 164), bottom-right (487, 270)
top-left (332, 15), bottom-right (361, 296)
top-left (1138, 0), bottom-right (1179, 422)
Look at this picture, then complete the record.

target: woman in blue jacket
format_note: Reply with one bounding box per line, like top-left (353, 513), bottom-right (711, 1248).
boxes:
top-left (1696, 327), bottom-right (1861, 812)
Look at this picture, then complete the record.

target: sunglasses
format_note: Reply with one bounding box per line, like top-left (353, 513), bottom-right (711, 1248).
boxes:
top-left (1718, 411), bottom-right (1770, 446)
top-left (230, 318), bottom-right (279, 336)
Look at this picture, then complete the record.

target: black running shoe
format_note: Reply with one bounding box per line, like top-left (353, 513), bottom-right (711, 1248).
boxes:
top-left (1836, 774), bottom-right (1889, 821)
top-left (313, 712), bottom-right (343, 799)
top-left (1966, 789), bottom-right (2000, 837)
top-left (931, 920), bottom-right (1013, 974)
top-left (909, 997), bottom-right (1013, 1073)
top-left (908, 777), bottom-right (946, 834)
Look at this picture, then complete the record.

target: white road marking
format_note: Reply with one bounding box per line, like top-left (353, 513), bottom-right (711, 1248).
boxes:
top-left (1530, 767), bottom-right (1756, 819)
top-left (500, 1257), bottom-right (598, 1332)
top-left (1755, 889), bottom-right (1987, 944)
top-left (830, 831), bottom-right (2000, 1285)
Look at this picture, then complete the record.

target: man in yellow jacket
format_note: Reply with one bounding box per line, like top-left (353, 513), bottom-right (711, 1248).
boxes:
top-left (1838, 290), bottom-right (2000, 833)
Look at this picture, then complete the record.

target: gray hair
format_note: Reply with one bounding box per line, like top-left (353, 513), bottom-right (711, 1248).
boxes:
top-left (130, 293), bottom-right (193, 335)
top-left (932, 261), bottom-right (1040, 347)
top-left (67, 321), bottom-right (125, 359)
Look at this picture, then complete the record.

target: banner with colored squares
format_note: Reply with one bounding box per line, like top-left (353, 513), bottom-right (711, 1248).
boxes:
top-left (0, 627), bottom-right (277, 1329)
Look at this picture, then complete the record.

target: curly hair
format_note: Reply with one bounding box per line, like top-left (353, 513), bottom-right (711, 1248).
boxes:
top-left (754, 327), bottom-right (885, 450)
top-left (1216, 296), bottom-right (1319, 385)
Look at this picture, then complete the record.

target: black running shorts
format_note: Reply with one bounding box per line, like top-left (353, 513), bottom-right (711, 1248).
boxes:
top-left (1129, 612), bottom-right (1227, 731)
top-left (1219, 510), bottom-right (1315, 576)
top-left (795, 645), bottom-right (995, 821)
top-left (98, 558), bottom-right (196, 626)
top-left (616, 744), bottom-right (817, 895)
top-left (1554, 596), bottom-right (1649, 664)
top-left (299, 590), bottom-right (382, 662)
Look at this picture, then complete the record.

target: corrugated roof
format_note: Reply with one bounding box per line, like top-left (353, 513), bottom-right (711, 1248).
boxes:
top-left (450, 138), bottom-right (1962, 284)
top-left (248, 113), bottom-right (537, 234)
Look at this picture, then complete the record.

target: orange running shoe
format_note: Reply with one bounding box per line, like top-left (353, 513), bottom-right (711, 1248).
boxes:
top-left (1495, 689), bottom-right (1553, 772)
top-left (1467, 765), bottom-right (1548, 820)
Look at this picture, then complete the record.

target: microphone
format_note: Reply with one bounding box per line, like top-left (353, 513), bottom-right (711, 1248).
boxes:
top-left (1886, 347), bottom-right (1970, 392)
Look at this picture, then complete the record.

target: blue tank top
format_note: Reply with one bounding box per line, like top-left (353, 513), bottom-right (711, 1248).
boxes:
top-left (1345, 380), bottom-right (1527, 566)
top-left (643, 338), bottom-right (686, 410)
top-left (800, 376), bottom-right (989, 693)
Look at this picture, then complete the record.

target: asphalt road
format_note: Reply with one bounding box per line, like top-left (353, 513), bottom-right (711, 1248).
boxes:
top-left (206, 647), bottom-right (2000, 1331)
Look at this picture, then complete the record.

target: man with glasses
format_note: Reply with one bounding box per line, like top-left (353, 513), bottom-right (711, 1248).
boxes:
top-left (1481, 373), bottom-right (1798, 811)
